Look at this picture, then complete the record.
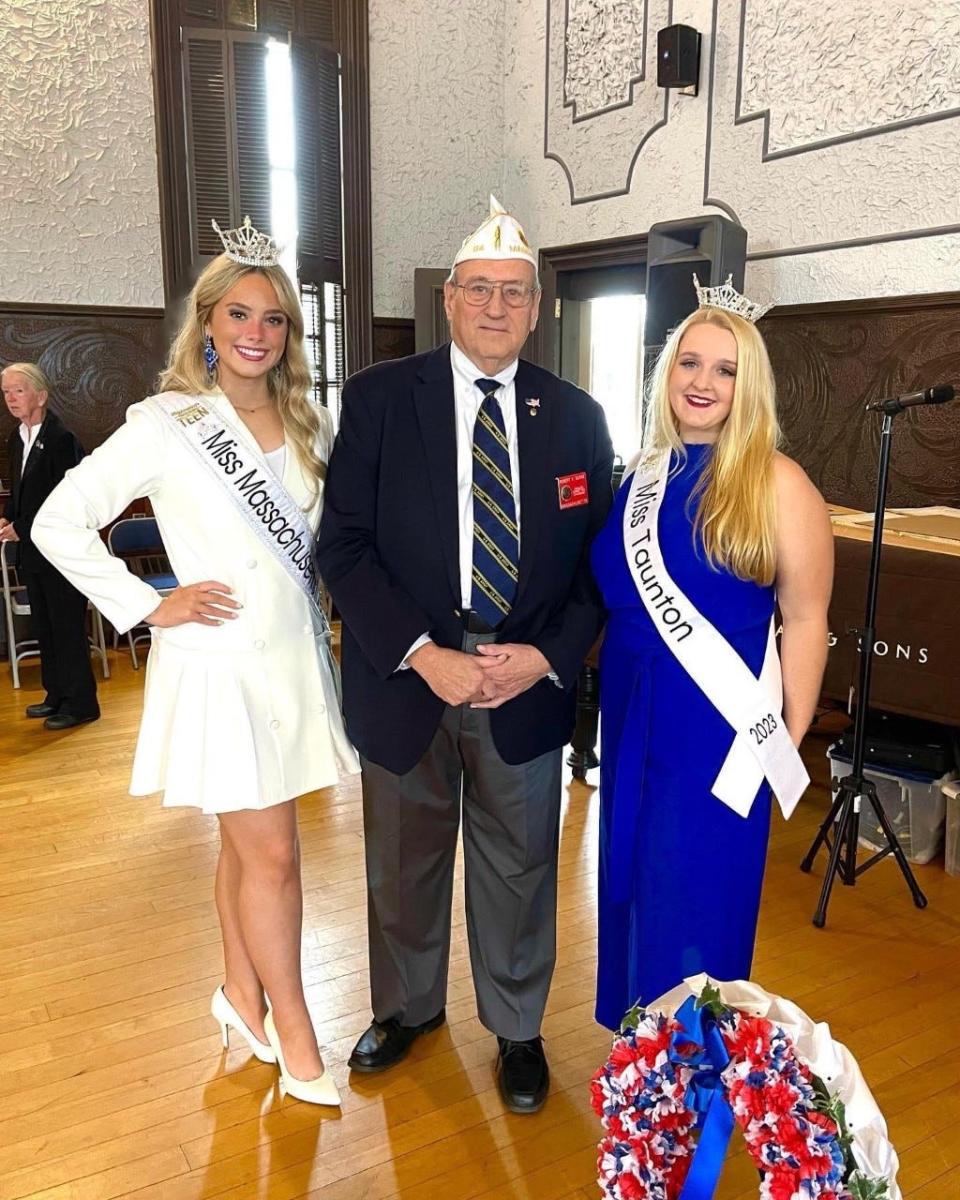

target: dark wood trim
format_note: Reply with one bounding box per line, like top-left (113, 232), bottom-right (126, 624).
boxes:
top-left (531, 232), bottom-right (648, 373)
top-left (372, 316), bottom-right (415, 328)
top-left (149, 0), bottom-right (193, 311)
top-left (413, 268), bottom-right (449, 354)
top-left (539, 233), bottom-right (650, 274)
top-left (372, 315), bottom-right (415, 363)
top-left (339, 0), bottom-right (374, 375)
top-left (0, 302), bottom-right (165, 319)
top-left (763, 289), bottom-right (960, 321)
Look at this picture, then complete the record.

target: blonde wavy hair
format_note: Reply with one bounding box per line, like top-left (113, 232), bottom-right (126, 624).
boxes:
top-left (644, 307), bottom-right (779, 585)
top-left (159, 255), bottom-right (325, 489)
top-left (1, 362), bottom-right (52, 396)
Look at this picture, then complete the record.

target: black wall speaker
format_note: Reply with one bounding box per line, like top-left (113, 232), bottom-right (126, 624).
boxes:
top-left (644, 215), bottom-right (748, 356)
top-left (657, 24), bottom-right (701, 89)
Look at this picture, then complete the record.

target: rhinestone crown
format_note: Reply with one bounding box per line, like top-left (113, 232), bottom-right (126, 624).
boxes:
top-left (212, 216), bottom-right (282, 267)
top-left (693, 273), bottom-right (773, 323)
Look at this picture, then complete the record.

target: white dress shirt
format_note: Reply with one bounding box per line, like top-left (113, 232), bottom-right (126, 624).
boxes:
top-left (19, 420), bottom-right (43, 465)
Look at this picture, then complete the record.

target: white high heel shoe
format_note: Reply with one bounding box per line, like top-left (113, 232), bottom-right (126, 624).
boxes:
top-left (263, 1010), bottom-right (341, 1107)
top-left (211, 986), bottom-right (277, 1064)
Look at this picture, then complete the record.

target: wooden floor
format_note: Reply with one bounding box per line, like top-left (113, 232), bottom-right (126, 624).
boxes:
top-left (1, 651), bottom-right (958, 1200)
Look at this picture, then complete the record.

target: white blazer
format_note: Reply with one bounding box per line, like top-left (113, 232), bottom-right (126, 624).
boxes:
top-left (33, 392), bottom-right (359, 812)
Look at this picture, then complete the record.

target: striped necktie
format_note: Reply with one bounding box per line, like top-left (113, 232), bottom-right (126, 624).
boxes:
top-left (471, 378), bottom-right (519, 628)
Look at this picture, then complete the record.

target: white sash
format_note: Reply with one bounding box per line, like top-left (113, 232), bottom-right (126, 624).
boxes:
top-left (623, 449), bottom-right (808, 819)
top-left (147, 394), bottom-right (330, 639)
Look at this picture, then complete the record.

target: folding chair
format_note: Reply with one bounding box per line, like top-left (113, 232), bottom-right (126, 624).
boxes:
top-left (106, 516), bottom-right (178, 669)
top-left (1, 539), bottom-right (110, 688)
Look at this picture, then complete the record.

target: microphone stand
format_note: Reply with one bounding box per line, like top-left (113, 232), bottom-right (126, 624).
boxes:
top-left (800, 409), bottom-right (928, 927)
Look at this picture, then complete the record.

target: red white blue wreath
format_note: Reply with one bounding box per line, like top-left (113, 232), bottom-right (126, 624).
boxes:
top-left (591, 975), bottom-right (899, 1200)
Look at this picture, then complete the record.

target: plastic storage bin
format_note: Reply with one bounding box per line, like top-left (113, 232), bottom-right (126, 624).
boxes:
top-left (944, 781), bottom-right (960, 878)
top-left (827, 748), bottom-right (951, 865)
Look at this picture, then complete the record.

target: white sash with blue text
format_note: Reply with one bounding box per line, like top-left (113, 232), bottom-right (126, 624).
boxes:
top-left (623, 449), bottom-right (808, 819)
top-left (147, 393), bottom-right (330, 638)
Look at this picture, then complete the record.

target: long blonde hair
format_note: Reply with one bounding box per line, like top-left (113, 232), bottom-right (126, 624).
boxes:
top-left (644, 307), bottom-right (779, 585)
top-left (159, 255), bottom-right (325, 487)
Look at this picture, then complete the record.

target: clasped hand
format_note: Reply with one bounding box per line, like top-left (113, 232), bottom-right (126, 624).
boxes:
top-left (409, 641), bottom-right (552, 708)
top-left (146, 581), bottom-right (241, 628)
top-left (0, 519), bottom-right (19, 543)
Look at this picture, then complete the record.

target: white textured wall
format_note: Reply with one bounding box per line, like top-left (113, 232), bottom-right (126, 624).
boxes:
top-left (370, 0), bottom-right (960, 316)
top-left (368, 0), bottom-right (506, 318)
top-left (0, 0), bottom-right (163, 307)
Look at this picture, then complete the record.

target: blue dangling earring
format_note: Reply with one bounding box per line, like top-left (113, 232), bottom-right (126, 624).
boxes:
top-left (204, 333), bottom-right (219, 377)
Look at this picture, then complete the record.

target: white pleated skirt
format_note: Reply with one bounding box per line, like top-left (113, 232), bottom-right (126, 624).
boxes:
top-left (130, 629), bottom-right (359, 814)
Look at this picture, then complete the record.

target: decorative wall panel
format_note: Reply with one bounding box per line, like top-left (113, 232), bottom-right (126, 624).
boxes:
top-left (0, 1), bottom-right (163, 307)
top-left (739, 1), bottom-right (960, 157)
top-left (0, 307), bottom-right (167, 484)
top-left (563, 0), bottom-right (646, 118)
top-left (764, 295), bottom-right (960, 511)
top-left (706, 0), bottom-right (960, 262)
top-left (544, 0), bottom-right (672, 201)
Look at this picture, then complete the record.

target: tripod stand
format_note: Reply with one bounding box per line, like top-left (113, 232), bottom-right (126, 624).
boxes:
top-left (800, 410), bottom-right (928, 927)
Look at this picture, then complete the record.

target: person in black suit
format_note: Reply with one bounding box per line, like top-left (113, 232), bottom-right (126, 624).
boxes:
top-left (316, 198), bottom-right (613, 1112)
top-left (1, 363), bottom-right (99, 729)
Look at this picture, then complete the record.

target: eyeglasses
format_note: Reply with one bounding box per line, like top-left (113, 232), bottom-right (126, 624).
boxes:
top-left (451, 280), bottom-right (539, 308)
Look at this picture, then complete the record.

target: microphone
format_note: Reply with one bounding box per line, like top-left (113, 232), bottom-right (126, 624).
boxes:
top-left (865, 384), bottom-right (955, 414)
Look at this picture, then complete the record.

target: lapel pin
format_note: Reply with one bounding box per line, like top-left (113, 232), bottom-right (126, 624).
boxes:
top-left (525, 397), bottom-right (541, 416)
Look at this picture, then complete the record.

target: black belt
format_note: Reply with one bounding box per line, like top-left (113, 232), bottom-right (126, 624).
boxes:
top-left (462, 609), bottom-right (498, 634)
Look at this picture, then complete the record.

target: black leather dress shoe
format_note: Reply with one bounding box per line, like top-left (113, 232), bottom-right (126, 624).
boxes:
top-left (44, 713), bottom-right (100, 731)
top-left (348, 1008), bottom-right (446, 1073)
top-left (496, 1035), bottom-right (549, 1113)
top-left (26, 703), bottom-right (58, 719)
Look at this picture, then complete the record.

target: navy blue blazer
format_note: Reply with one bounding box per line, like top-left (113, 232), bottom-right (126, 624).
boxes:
top-left (316, 343), bottom-right (614, 773)
top-left (4, 411), bottom-right (85, 574)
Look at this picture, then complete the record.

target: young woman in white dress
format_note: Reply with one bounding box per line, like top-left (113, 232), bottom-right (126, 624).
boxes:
top-left (33, 220), bottom-right (358, 1106)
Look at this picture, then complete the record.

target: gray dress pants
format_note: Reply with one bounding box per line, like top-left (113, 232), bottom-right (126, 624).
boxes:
top-left (360, 632), bottom-right (563, 1041)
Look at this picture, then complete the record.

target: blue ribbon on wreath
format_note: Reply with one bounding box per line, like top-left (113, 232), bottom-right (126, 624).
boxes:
top-left (669, 996), bottom-right (737, 1200)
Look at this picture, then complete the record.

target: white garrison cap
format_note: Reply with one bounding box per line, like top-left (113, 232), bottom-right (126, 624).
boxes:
top-left (452, 195), bottom-right (537, 269)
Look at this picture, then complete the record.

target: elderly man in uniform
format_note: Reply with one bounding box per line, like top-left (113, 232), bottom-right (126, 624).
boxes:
top-left (1, 363), bottom-right (99, 729)
top-left (317, 198), bottom-right (612, 1111)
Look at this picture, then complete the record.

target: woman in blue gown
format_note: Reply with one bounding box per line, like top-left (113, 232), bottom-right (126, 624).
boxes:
top-left (592, 285), bottom-right (833, 1031)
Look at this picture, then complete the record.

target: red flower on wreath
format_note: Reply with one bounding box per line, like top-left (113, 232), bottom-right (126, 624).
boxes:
top-left (634, 1028), bottom-right (672, 1063)
top-left (765, 1167), bottom-right (801, 1200)
top-left (806, 1108), bottom-right (839, 1135)
top-left (609, 1040), bottom-right (644, 1072)
top-left (724, 1016), bottom-right (773, 1062)
top-left (617, 1173), bottom-right (646, 1200)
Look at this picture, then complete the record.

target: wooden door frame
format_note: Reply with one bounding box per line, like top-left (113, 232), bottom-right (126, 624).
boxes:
top-left (530, 232), bottom-right (648, 373)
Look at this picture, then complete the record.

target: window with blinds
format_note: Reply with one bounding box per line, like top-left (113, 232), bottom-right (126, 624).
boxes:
top-left (167, 0), bottom-right (343, 407)
top-left (301, 281), bottom-right (345, 422)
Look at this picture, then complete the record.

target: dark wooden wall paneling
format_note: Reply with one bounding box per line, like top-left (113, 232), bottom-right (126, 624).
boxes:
top-left (4, 293), bottom-right (957, 516)
top-left (0, 305), bottom-right (168, 484)
top-left (1, 309), bottom-right (415, 486)
top-left (762, 292), bottom-right (960, 511)
top-left (372, 316), bottom-right (415, 363)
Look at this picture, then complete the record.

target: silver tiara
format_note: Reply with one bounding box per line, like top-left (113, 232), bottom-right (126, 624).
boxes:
top-left (212, 216), bottom-right (282, 267)
top-left (693, 273), bottom-right (773, 323)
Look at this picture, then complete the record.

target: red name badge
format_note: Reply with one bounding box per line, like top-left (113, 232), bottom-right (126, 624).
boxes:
top-left (557, 471), bottom-right (589, 510)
